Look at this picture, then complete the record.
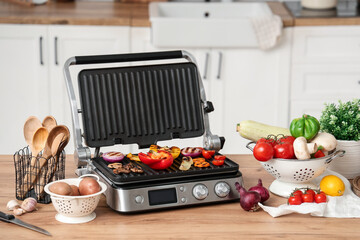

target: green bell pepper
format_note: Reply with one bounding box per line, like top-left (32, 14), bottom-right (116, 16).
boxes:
top-left (290, 114), bottom-right (320, 140)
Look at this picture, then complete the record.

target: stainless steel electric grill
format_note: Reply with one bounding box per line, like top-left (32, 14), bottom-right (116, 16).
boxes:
top-left (63, 50), bottom-right (242, 213)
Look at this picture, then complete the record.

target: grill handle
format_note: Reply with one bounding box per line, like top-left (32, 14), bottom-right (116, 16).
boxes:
top-left (75, 50), bottom-right (184, 65)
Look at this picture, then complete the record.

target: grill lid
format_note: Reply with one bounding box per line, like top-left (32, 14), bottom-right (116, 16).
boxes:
top-left (78, 62), bottom-right (205, 148)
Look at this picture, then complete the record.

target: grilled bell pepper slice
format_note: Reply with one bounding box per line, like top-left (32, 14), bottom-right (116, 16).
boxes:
top-left (149, 145), bottom-right (181, 159)
top-left (139, 150), bottom-right (173, 170)
top-left (126, 153), bottom-right (140, 161)
top-left (290, 114), bottom-right (320, 140)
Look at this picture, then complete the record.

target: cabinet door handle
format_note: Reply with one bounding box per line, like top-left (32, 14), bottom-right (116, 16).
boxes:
top-left (217, 51), bottom-right (223, 80)
top-left (203, 52), bottom-right (209, 80)
top-left (54, 37), bottom-right (58, 65)
top-left (39, 36), bottom-right (44, 65)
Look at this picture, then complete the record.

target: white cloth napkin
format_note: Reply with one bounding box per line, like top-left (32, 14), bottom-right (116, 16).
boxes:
top-left (251, 15), bottom-right (283, 50)
top-left (259, 170), bottom-right (360, 218)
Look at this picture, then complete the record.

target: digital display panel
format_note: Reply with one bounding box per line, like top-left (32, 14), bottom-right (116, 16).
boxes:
top-left (148, 188), bottom-right (177, 206)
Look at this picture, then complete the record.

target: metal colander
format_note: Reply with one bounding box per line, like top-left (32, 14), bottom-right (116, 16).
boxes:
top-left (246, 142), bottom-right (345, 197)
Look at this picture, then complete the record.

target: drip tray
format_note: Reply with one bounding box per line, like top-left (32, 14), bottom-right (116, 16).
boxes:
top-left (92, 154), bottom-right (239, 186)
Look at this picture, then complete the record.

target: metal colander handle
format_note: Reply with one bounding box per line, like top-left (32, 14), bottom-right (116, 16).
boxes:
top-left (246, 142), bottom-right (256, 152)
top-left (325, 150), bottom-right (345, 164)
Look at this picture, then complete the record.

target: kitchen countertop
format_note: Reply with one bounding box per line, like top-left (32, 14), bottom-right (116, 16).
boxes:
top-left (1, 154), bottom-right (360, 239)
top-left (0, 1), bottom-right (293, 27)
top-left (285, 0), bottom-right (360, 26)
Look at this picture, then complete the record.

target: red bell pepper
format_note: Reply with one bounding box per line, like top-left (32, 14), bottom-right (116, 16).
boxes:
top-left (138, 150), bottom-right (173, 170)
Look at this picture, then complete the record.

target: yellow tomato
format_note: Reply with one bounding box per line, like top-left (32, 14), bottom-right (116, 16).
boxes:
top-left (320, 175), bottom-right (345, 196)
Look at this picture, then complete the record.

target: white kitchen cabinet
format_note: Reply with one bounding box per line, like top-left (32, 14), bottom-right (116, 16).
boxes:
top-left (210, 28), bottom-right (292, 154)
top-left (0, 25), bottom-right (49, 154)
top-left (131, 27), bottom-right (292, 154)
top-left (0, 24), bottom-right (130, 154)
top-left (290, 26), bottom-right (360, 122)
top-left (292, 26), bottom-right (360, 64)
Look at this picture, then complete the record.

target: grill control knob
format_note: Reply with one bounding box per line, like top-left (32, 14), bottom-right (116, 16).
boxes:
top-left (215, 182), bottom-right (230, 198)
top-left (192, 184), bottom-right (209, 200)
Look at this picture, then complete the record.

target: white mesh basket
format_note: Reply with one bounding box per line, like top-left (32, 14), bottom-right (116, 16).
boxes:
top-left (44, 174), bottom-right (107, 224)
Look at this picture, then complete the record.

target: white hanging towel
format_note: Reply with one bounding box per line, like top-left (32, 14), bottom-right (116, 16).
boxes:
top-left (251, 15), bottom-right (283, 50)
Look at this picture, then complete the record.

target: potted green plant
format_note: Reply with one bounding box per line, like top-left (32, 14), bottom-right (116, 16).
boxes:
top-left (320, 99), bottom-right (360, 179)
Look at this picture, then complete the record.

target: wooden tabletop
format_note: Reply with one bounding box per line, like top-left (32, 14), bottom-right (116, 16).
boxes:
top-left (1, 154), bottom-right (359, 239)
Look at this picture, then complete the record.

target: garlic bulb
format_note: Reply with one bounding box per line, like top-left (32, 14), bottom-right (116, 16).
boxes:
top-left (13, 208), bottom-right (26, 216)
top-left (21, 197), bottom-right (37, 212)
top-left (6, 200), bottom-right (20, 211)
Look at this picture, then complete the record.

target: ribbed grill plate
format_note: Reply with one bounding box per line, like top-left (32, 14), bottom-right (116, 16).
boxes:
top-left (92, 154), bottom-right (239, 186)
top-left (78, 63), bottom-right (204, 148)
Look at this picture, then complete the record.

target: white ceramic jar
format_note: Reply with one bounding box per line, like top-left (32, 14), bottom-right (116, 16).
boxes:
top-left (301, 0), bottom-right (338, 9)
top-left (328, 140), bottom-right (360, 179)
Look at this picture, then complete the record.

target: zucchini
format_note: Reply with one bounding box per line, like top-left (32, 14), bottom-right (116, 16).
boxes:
top-left (236, 120), bottom-right (291, 142)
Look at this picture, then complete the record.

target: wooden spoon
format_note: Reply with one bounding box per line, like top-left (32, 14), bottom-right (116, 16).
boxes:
top-left (23, 116), bottom-right (42, 153)
top-left (39, 127), bottom-right (70, 196)
top-left (27, 125), bottom-right (70, 197)
top-left (21, 127), bottom-right (48, 198)
top-left (23, 126), bottom-right (66, 197)
top-left (42, 115), bottom-right (57, 132)
top-left (31, 127), bottom-right (49, 159)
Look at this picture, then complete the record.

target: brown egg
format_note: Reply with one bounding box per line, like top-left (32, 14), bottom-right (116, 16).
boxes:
top-left (70, 185), bottom-right (80, 196)
top-left (79, 177), bottom-right (101, 196)
top-left (49, 182), bottom-right (72, 196)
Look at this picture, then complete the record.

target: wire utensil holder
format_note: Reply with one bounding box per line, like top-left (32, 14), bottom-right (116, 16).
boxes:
top-left (13, 146), bottom-right (65, 204)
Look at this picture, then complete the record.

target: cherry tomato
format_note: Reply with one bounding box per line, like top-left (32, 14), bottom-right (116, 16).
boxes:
top-left (214, 155), bottom-right (226, 161)
top-left (292, 189), bottom-right (303, 197)
top-left (212, 159), bottom-right (225, 166)
top-left (257, 138), bottom-right (277, 147)
top-left (314, 149), bottom-right (325, 158)
top-left (305, 189), bottom-right (316, 198)
top-left (202, 150), bottom-right (215, 159)
top-left (273, 142), bottom-right (295, 159)
top-left (302, 191), bottom-right (314, 203)
top-left (253, 142), bottom-right (274, 162)
top-left (288, 195), bottom-right (302, 205)
top-left (315, 192), bottom-right (327, 203)
top-left (277, 136), bottom-right (296, 145)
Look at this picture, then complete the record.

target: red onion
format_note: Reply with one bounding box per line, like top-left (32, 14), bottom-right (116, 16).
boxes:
top-left (181, 147), bottom-right (202, 158)
top-left (248, 179), bottom-right (270, 203)
top-left (102, 151), bottom-right (125, 163)
top-left (235, 182), bottom-right (261, 212)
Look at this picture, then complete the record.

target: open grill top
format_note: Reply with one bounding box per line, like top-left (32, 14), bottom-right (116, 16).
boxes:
top-left (78, 62), bottom-right (205, 149)
top-left (92, 154), bottom-right (239, 186)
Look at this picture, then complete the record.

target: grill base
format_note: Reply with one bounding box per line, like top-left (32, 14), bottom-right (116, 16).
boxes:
top-left (95, 169), bottom-right (242, 213)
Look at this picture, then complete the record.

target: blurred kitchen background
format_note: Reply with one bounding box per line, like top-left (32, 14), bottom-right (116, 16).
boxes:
top-left (1, 0), bottom-right (359, 155)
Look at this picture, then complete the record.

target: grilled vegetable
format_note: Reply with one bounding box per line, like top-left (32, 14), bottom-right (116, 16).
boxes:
top-left (202, 149), bottom-right (215, 159)
top-left (102, 151), bottom-right (124, 163)
top-left (179, 157), bottom-right (193, 171)
top-left (181, 147), bottom-right (203, 158)
top-left (236, 120), bottom-right (290, 142)
top-left (126, 153), bottom-right (140, 161)
top-left (150, 145), bottom-right (181, 159)
top-left (194, 161), bottom-right (210, 168)
top-left (139, 150), bottom-right (173, 170)
top-left (290, 114), bottom-right (320, 140)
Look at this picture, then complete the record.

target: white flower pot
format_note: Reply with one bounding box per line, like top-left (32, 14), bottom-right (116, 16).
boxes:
top-left (328, 140), bottom-right (360, 179)
top-left (301, 0), bottom-right (338, 9)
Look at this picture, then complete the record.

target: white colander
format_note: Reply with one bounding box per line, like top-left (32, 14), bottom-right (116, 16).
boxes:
top-left (246, 142), bottom-right (345, 197)
top-left (44, 174), bottom-right (107, 224)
